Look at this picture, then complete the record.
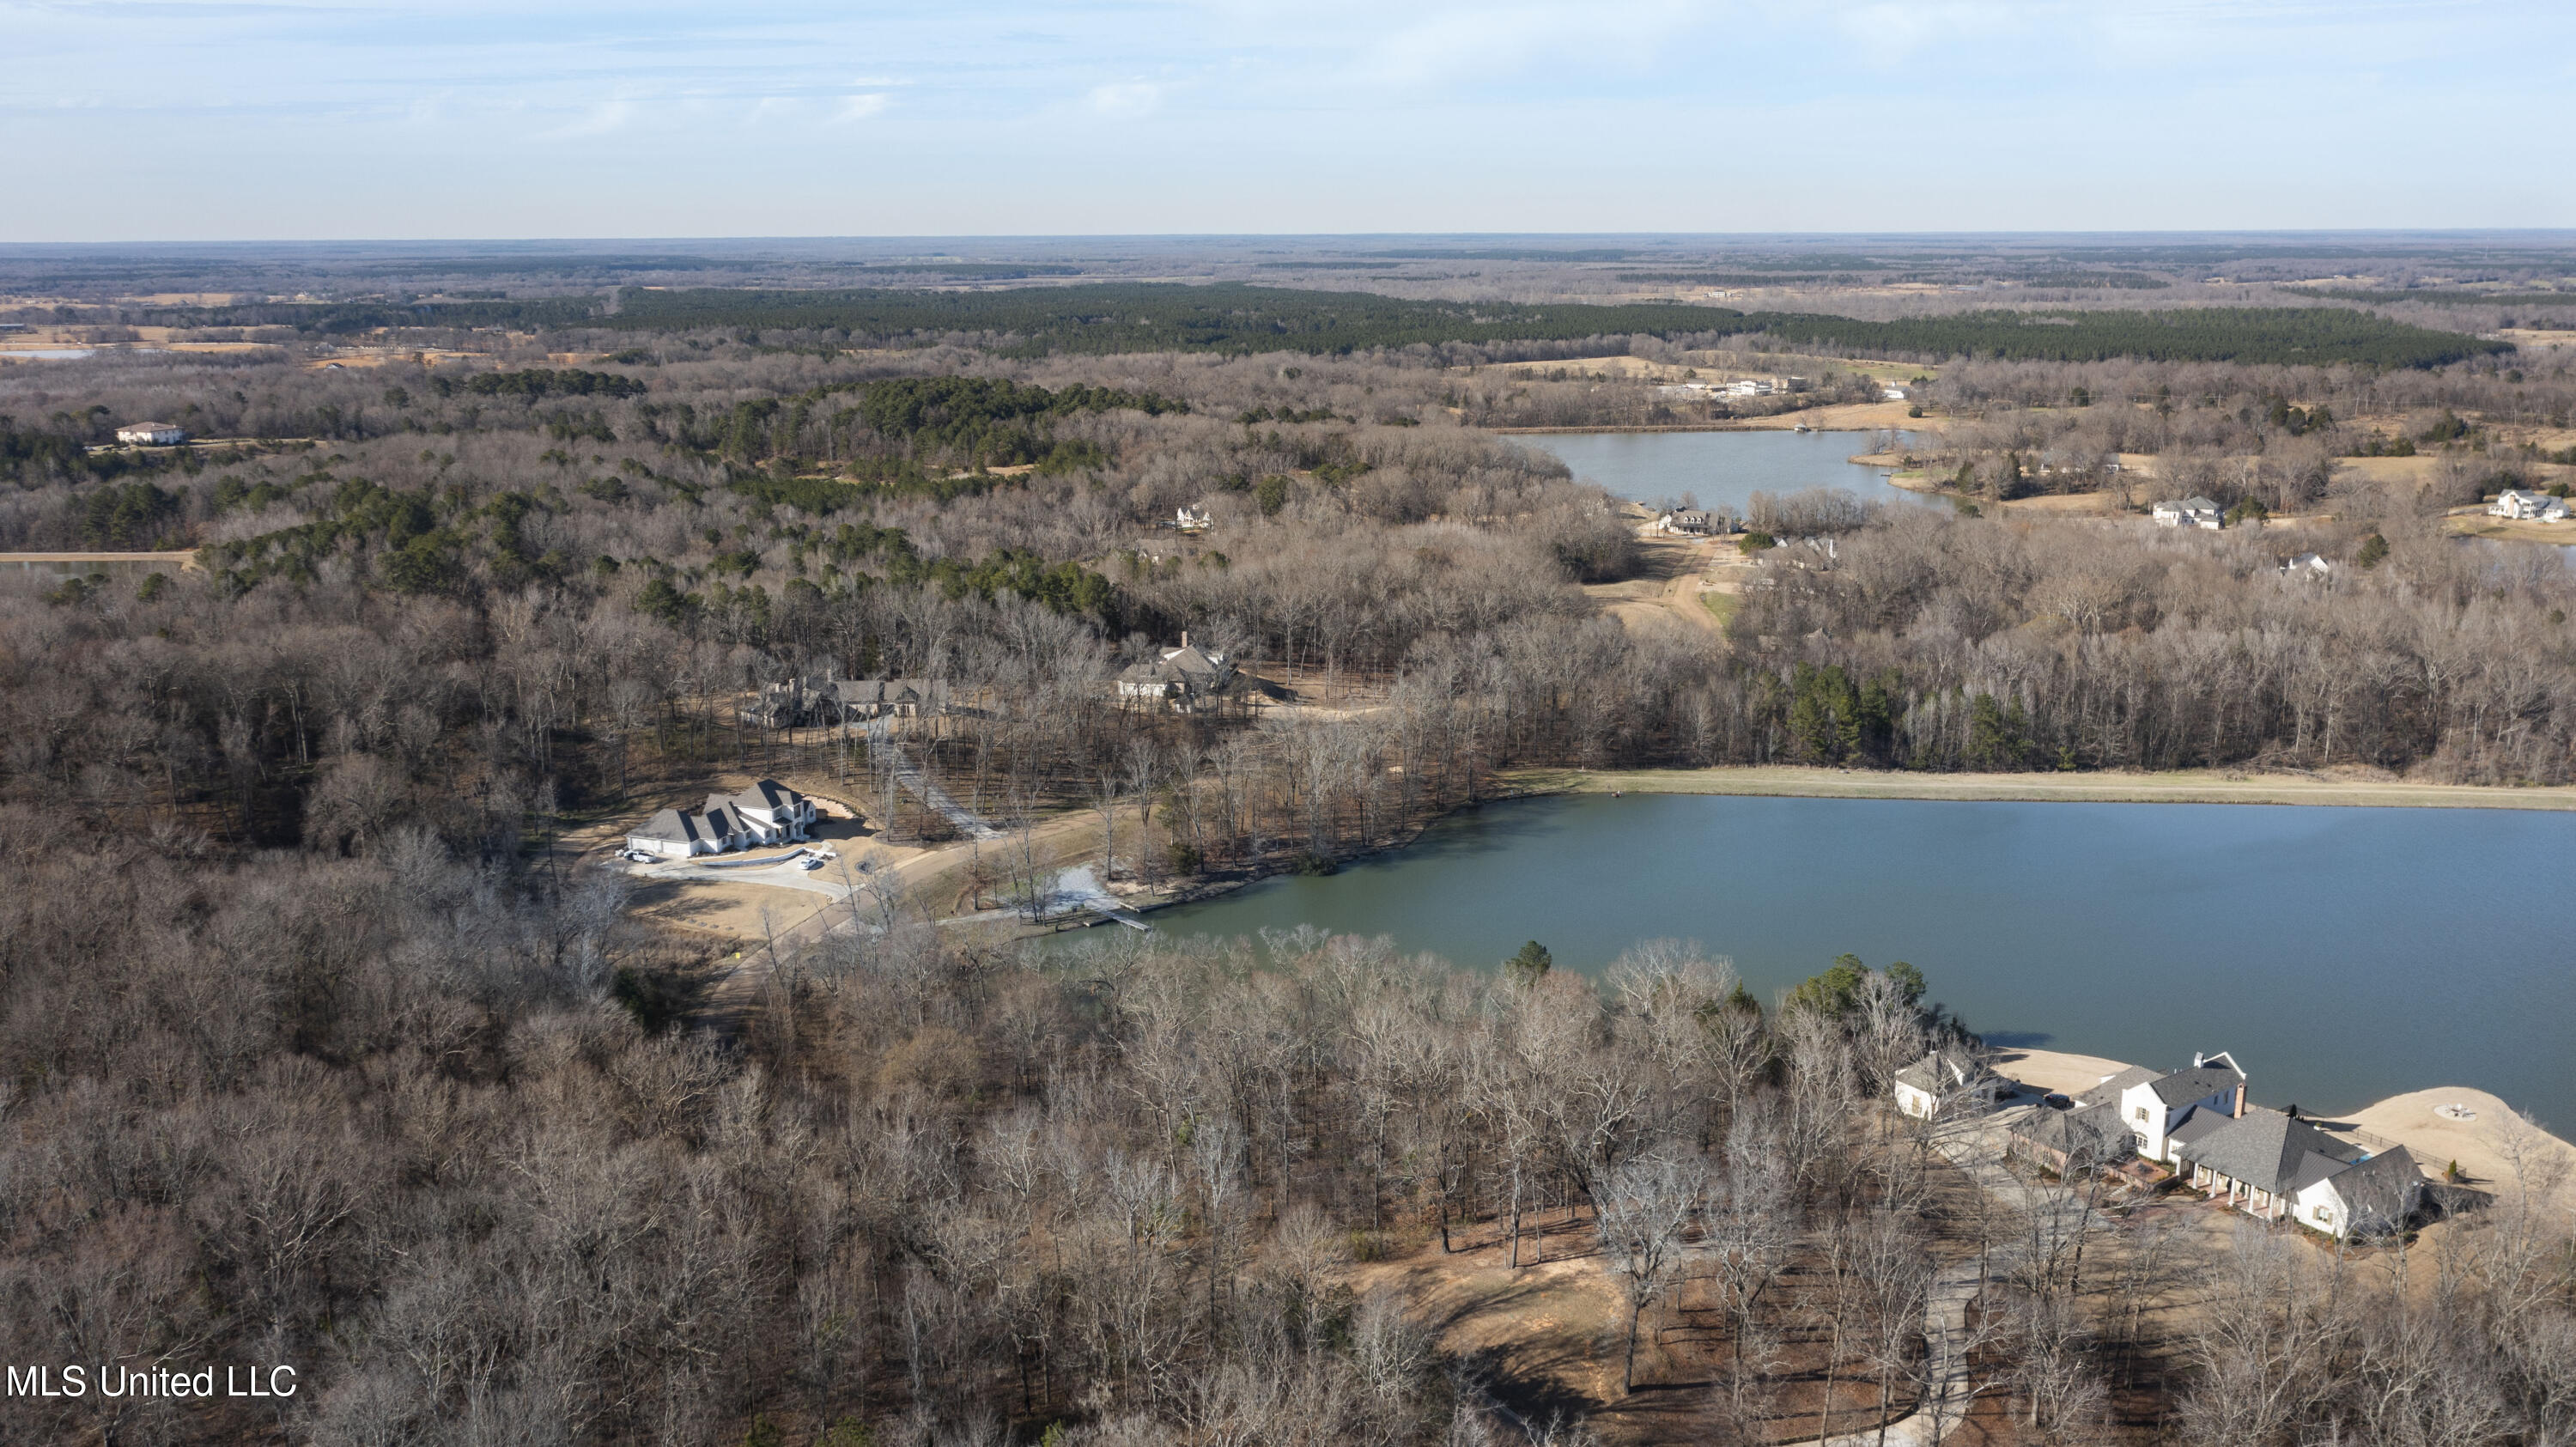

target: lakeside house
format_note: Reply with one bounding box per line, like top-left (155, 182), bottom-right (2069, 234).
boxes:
top-left (2153, 496), bottom-right (2224, 530)
top-left (1893, 1047), bottom-right (2002, 1119)
top-left (2490, 489), bottom-right (2571, 521)
top-left (1658, 508), bottom-right (1716, 535)
top-left (1881, 386), bottom-right (1908, 401)
top-left (2172, 1107), bottom-right (2425, 1240)
top-left (115, 422), bottom-right (187, 446)
top-left (1115, 634), bottom-right (1237, 710)
top-left (624, 779), bottom-right (817, 860)
top-left (2085, 1051), bottom-right (2248, 1164)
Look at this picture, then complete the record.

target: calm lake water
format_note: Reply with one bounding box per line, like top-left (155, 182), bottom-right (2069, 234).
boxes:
top-left (1100, 794), bottom-right (2576, 1128)
top-left (1512, 428), bottom-right (1923, 513)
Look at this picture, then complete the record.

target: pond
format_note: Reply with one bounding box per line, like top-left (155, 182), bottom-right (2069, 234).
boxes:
top-left (1097, 794), bottom-right (2576, 1128)
top-left (1510, 428), bottom-right (1924, 514)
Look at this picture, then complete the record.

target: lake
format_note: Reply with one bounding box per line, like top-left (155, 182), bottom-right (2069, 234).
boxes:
top-left (1096, 794), bottom-right (2576, 1128)
top-left (1511, 428), bottom-right (1923, 514)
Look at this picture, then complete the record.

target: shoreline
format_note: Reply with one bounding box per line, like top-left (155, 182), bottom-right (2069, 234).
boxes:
top-left (1488, 422), bottom-right (1870, 435)
top-left (1502, 764), bottom-right (2576, 812)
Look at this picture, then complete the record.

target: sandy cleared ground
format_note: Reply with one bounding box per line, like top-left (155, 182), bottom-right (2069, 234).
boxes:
top-left (1508, 763), bottom-right (2576, 812)
top-left (2498, 328), bottom-right (2576, 353)
top-left (1587, 528), bottom-right (1729, 641)
top-left (1731, 398), bottom-right (1920, 431)
top-left (1988, 1047), bottom-right (2139, 1097)
top-left (2341, 1087), bottom-right (2575, 1194)
top-left (628, 875), bottom-right (835, 941)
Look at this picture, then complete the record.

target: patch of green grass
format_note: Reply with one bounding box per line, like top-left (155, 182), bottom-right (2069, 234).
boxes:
top-left (1700, 591), bottom-right (1739, 626)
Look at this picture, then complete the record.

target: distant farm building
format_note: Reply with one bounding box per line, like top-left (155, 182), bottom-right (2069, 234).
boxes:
top-left (2490, 489), bottom-right (2570, 521)
top-left (116, 422), bottom-right (187, 446)
top-left (2153, 496), bottom-right (2223, 530)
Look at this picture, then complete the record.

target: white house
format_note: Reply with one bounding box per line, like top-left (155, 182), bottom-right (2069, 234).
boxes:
top-left (1881, 387), bottom-right (1909, 402)
top-left (2282, 553), bottom-right (2333, 579)
top-left (2489, 489), bottom-right (2570, 521)
top-left (623, 779), bottom-right (814, 859)
top-left (2173, 1107), bottom-right (2426, 1240)
top-left (1892, 1047), bottom-right (2002, 1120)
top-left (1175, 505), bottom-right (1213, 533)
top-left (2084, 1051), bottom-right (2246, 1164)
top-left (2152, 496), bottom-right (2224, 530)
top-left (115, 422), bottom-right (187, 446)
top-left (726, 779), bottom-right (816, 840)
top-left (1659, 509), bottom-right (1714, 535)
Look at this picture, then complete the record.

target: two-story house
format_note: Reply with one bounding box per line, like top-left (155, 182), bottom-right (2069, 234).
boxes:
top-left (2081, 1051), bottom-right (2247, 1164)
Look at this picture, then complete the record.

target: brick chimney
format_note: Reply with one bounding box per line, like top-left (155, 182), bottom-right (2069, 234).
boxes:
top-left (1180, 630), bottom-right (1190, 650)
top-left (2233, 1081), bottom-right (2246, 1117)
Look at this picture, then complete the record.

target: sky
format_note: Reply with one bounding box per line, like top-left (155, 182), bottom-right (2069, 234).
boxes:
top-left (4, 0), bottom-right (2573, 240)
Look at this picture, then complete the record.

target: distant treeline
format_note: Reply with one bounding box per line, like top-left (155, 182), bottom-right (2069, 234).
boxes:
top-left (1615, 272), bottom-right (1865, 286)
top-left (590, 288), bottom-right (2505, 368)
top-left (127, 283), bottom-right (2507, 368)
top-left (2297, 288), bottom-right (2576, 311)
top-left (1735, 307), bottom-right (2507, 368)
top-left (595, 283), bottom-right (1734, 357)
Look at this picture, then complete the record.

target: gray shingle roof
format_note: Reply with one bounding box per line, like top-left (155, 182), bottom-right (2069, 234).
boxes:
top-left (2167, 1105), bottom-right (2236, 1149)
top-left (2174, 1108), bottom-right (2366, 1196)
top-left (1893, 1047), bottom-right (1989, 1093)
top-left (629, 807), bottom-right (702, 843)
top-left (2323, 1146), bottom-right (2423, 1227)
top-left (701, 799), bottom-right (745, 838)
top-left (2077, 1067), bottom-right (2160, 1108)
top-left (2012, 1101), bottom-right (2130, 1162)
top-left (732, 779), bottom-right (803, 813)
top-left (2148, 1066), bottom-right (2243, 1107)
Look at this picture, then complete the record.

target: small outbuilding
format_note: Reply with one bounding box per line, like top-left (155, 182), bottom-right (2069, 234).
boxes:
top-left (1892, 1047), bottom-right (2002, 1120)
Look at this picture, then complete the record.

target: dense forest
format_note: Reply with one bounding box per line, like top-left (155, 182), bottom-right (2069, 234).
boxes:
top-left (3, 299), bottom-right (2574, 1444)
top-left (36, 283), bottom-right (2513, 370)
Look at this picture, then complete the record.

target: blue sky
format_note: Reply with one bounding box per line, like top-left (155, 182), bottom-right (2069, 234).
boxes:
top-left (4, 0), bottom-right (2571, 240)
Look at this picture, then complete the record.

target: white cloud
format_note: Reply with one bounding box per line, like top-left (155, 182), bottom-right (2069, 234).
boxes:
top-left (1087, 82), bottom-right (1162, 117)
top-left (1353, 0), bottom-right (1705, 87)
top-left (831, 92), bottom-right (891, 124)
top-left (543, 99), bottom-right (632, 138)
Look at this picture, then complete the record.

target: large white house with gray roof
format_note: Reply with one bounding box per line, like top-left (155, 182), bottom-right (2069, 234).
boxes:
top-left (624, 779), bottom-right (816, 860)
top-left (2172, 1106), bottom-right (2424, 1240)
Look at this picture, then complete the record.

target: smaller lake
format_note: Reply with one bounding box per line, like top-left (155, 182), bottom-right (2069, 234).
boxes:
top-left (1098, 794), bottom-right (2576, 1129)
top-left (1512, 429), bottom-right (1923, 514)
